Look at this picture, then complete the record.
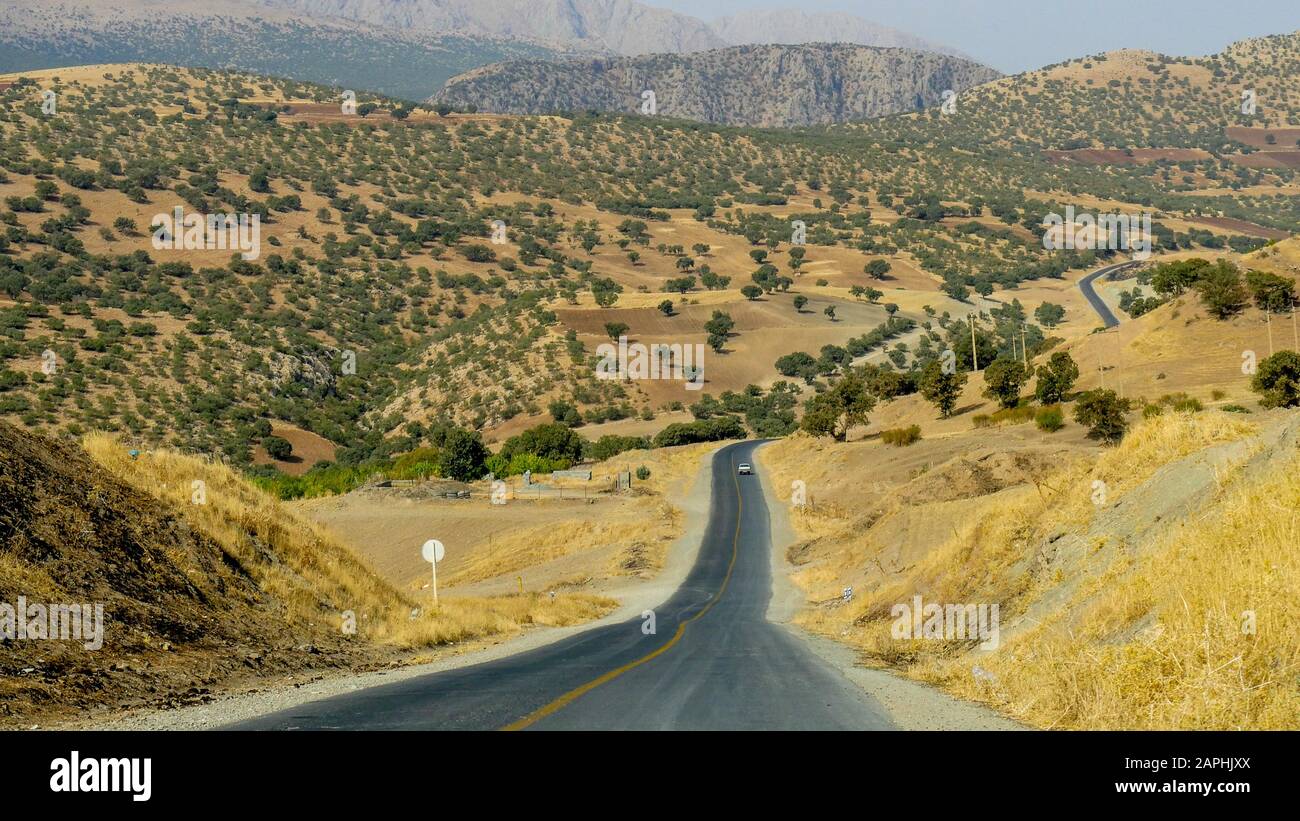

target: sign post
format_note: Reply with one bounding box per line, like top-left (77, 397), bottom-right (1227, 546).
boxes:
top-left (421, 539), bottom-right (445, 605)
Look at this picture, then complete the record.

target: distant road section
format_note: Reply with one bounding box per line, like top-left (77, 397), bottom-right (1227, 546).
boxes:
top-left (1078, 260), bottom-right (1139, 328)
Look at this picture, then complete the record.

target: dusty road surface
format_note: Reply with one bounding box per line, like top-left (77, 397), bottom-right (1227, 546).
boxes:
top-left (227, 441), bottom-right (901, 730)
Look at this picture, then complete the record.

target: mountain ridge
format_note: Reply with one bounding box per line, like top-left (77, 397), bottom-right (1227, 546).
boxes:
top-left (433, 42), bottom-right (1002, 127)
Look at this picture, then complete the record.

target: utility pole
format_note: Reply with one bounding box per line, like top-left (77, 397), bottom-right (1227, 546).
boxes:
top-left (1266, 310), bottom-right (1274, 356)
top-left (1114, 328), bottom-right (1124, 398)
top-left (1292, 303), bottom-right (1298, 351)
top-left (1021, 324), bottom-right (1028, 366)
top-left (970, 314), bottom-right (978, 371)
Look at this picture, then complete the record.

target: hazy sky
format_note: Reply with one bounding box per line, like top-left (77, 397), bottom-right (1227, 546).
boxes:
top-left (654, 0), bottom-right (1300, 73)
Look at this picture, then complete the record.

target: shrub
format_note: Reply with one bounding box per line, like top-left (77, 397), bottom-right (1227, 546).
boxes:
top-left (591, 434), bottom-right (650, 461)
top-left (390, 447), bottom-right (441, 479)
top-left (974, 403), bottom-right (1035, 428)
top-left (652, 416), bottom-right (745, 448)
top-left (1035, 405), bottom-right (1064, 432)
top-left (500, 422), bottom-right (584, 464)
top-left (1143, 393), bottom-right (1204, 417)
top-left (880, 425), bottom-right (921, 446)
top-left (635, 465), bottom-right (651, 480)
top-left (1073, 389), bottom-right (1132, 442)
top-left (262, 435), bottom-right (293, 460)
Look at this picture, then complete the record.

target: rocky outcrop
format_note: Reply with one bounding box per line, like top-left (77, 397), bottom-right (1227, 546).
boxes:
top-left (433, 43), bottom-right (1001, 127)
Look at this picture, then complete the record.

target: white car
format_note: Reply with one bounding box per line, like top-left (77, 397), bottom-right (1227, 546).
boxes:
top-left (737, 463), bottom-right (753, 475)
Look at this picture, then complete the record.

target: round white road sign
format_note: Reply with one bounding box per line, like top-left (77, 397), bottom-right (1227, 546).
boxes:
top-left (421, 539), bottom-right (445, 563)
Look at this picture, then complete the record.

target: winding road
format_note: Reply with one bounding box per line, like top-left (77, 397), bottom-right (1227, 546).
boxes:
top-left (1077, 260), bottom-right (1139, 328)
top-left (226, 441), bottom-right (895, 730)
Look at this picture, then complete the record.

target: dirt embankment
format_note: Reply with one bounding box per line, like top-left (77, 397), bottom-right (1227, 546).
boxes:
top-left (0, 421), bottom-right (370, 727)
top-left (0, 422), bottom-right (614, 728)
top-left (763, 410), bottom-right (1300, 729)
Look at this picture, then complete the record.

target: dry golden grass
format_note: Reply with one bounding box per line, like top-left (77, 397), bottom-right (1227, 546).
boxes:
top-left (444, 503), bottom-right (681, 585)
top-left (928, 437), bottom-right (1300, 729)
top-left (781, 411), bottom-right (1297, 728)
top-left (82, 434), bottom-right (614, 649)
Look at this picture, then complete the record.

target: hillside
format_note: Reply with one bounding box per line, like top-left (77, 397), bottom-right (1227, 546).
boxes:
top-left (0, 419), bottom-right (610, 726)
top-left (0, 0), bottom-right (571, 101)
top-left (762, 409), bottom-right (1300, 729)
top-left (0, 34), bottom-right (1295, 473)
top-left (434, 43), bottom-right (1002, 127)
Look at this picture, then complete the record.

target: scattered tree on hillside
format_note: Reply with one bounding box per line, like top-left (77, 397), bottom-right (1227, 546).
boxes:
top-left (1245, 270), bottom-right (1296, 313)
top-left (704, 310), bottom-right (734, 353)
top-left (1251, 350), bottom-right (1300, 408)
top-left (800, 372), bottom-right (875, 441)
top-left (1034, 301), bottom-right (1066, 328)
top-left (982, 358), bottom-right (1029, 409)
top-left (263, 435), bottom-right (293, 460)
top-left (1195, 261), bottom-right (1248, 319)
top-left (1034, 351), bottom-right (1080, 405)
top-left (1073, 389), bottom-right (1132, 443)
top-left (919, 360), bottom-right (967, 417)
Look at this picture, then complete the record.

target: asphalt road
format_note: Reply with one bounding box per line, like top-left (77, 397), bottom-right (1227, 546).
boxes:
top-left (1078, 260), bottom-right (1139, 328)
top-left (226, 441), bottom-right (894, 730)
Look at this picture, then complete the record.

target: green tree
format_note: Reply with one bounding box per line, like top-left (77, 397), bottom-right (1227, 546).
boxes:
top-left (793, 294), bottom-right (808, 312)
top-left (658, 300), bottom-right (675, 316)
top-left (1245, 270), bottom-right (1296, 313)
top-left (1150, 258), bottom-right (1208, 297)
top-left (704, 310), bottom-right (734, 353)
top-left (800, 372), bottom-right (875, 441)
top-left (604, 321), bottom-right (629, 340)
top-left (438, 428), bottom-right (490, 480)
top-left (741, 284), bottom-right (762, 301)
top-left (263, 435), bottom-right (293, 460)
top-left (1251, 350), bottom-right (1300, 408)
top-left (1034, 302), bottom-right (1066, 327)
top-left (919, 360), bottom-right (968, 417)
top-left (774, 351), bottom-right (818, 384)
top-left (500, 423), bottom-right (584, 464)
top-left (864, 259), bottom-right (892, 278)
top-left (549, 400), bottom-right (582, 427)
top-left (1195, 261), bottom-right (1248, 319)
top-left (1073, 389), bottom-right (1132, 442)
top-left (1034, 351), bottom-right (1080, 405)
top-left (982, 358), bottom-right (1028, 409)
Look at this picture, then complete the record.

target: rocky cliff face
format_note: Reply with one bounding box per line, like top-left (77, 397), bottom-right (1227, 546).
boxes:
top-left (258, 0), bottom-right (729, 55)
top-left (434, 43), bottom-right (1001, 127)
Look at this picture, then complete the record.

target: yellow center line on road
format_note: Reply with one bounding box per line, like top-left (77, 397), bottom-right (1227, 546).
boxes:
top-left (500, 451), bottom-right (746, 731)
